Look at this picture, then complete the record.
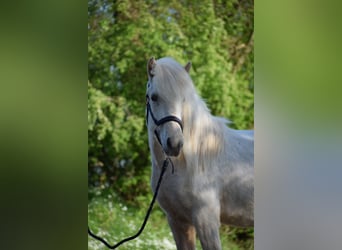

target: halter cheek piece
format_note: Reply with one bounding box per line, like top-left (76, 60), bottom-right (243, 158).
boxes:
top-left (146, 95), bottom-right (183, 146)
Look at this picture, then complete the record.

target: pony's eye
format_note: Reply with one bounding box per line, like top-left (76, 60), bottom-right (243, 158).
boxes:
top-left (151, 94), bottom-right (158, 102)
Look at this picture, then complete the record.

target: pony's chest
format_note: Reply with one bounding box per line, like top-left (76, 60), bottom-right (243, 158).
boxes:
top-left (151, 169), bottom-right (193, 217)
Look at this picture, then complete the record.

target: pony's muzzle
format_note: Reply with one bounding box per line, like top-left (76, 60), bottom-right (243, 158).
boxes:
top-left (165, 136), bottom-right (183, 157)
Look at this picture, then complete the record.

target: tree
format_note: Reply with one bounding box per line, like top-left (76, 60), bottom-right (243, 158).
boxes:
top-left (88, 0), bottom-right (254, 201)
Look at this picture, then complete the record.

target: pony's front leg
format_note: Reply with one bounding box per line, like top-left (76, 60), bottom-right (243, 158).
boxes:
top-left (193, 206), bottom-right (222, 250)
top-left (167, 216), bottom-right (196, 250)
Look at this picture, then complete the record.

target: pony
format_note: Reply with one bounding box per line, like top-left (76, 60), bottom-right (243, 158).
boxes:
top-left (145, 57), bottom-right (254, 250)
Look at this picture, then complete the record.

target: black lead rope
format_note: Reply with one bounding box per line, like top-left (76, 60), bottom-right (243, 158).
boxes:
top-left (88, 157), bottom-right (173, 249)
top-left (89, 95), bottom-right (180, 248)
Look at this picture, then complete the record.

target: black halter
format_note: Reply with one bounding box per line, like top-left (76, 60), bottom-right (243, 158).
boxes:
top-left (146, 95), bottom-right (183, 145)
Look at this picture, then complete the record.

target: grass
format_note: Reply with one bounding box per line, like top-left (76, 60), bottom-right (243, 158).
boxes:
top-left (88, 188), bottom-right (253, 250)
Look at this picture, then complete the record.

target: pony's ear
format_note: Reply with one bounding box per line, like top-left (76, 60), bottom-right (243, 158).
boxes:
top-left (147, 57), bottom-right (156, 78)
top-left (184, 61), bottom-right (191, 73)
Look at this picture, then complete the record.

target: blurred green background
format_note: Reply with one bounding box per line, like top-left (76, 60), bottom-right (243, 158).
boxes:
top-left (88, 0), bottom-right (254, 249)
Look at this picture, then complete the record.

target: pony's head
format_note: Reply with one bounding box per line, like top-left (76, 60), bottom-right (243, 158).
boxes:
top-left (146, 57), bottom-right (192, 157)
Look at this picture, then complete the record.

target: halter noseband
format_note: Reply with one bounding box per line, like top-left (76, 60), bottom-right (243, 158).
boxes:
top-left (146, 95), bottom-right (183, 145)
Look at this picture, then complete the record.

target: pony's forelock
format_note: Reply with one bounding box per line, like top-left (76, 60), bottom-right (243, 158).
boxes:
top-left (153, 58), bottom-right (194, 102)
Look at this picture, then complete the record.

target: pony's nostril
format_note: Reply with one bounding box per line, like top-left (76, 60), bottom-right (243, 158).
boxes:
top-left (178, 140), bottom-right (184, 150)
top-left (167, 137), bottom-right (172, 148)
top-left (167, 137), bottom-right (182, 149)
top-left (166, 137), bottom-right (183, 156)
